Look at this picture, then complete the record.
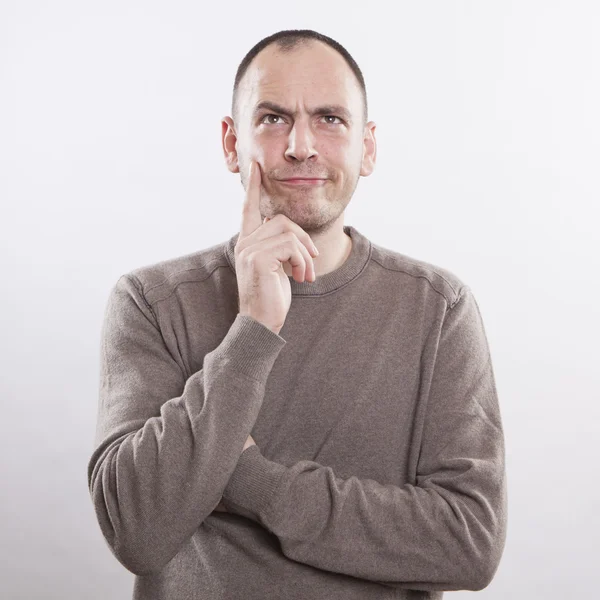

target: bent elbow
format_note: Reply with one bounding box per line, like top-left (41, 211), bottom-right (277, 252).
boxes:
top-left (466, 510), bottom-right (507, 591)
top-left (471, 533), bottom-right (506, 591)
top-left (89, 466), bottom-right (178, 577)
top-left (91, 500), bottom-right (178, 576)
top-left (450, 489), bottom-right (507, 591)
top-left (110, 541), bottom-right (173, 577)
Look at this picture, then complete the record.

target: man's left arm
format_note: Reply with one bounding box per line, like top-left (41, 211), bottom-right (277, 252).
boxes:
top-left (220, 287), bottom-right (507, 594)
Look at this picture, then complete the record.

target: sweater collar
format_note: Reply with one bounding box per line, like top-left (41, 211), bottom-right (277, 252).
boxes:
top-left (223, 224), bottom-right (371, 296)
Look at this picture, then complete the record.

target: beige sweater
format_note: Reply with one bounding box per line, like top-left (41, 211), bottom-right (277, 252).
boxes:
top-left (87, 224), bottom-right (507, 599)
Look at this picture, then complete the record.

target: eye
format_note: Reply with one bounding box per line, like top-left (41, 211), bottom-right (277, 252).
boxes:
top-left (260, 114), bottom-right (343, 125)
top-left (261, 114), bottom-right (284, 125)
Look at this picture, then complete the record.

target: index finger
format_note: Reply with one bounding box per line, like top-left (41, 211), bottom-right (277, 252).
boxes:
top-left (239, 160), bottom-right (263, 239)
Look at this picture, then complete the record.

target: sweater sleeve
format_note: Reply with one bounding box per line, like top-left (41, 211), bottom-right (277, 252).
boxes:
top-left (220, 287), bottom-right (507, 593)
top-left (87, 274), bottom-right (286, 576)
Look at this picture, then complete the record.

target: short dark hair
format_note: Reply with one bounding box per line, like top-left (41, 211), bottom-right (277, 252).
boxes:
top-left (231, 29), bottom-right (368, 128)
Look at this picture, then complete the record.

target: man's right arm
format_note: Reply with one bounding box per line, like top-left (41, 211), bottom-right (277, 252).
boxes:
top-left (87, 274), bottom-right (285, 576)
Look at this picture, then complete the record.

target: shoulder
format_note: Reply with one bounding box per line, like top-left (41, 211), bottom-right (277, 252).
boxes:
top-left (369, 240), bottom-right (468, 309)
top-left (122, 237), bottom-right (232, 306)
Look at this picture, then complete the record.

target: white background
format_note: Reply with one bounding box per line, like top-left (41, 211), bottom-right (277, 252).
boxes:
top-left (1, 1), bottom-right (598, 598)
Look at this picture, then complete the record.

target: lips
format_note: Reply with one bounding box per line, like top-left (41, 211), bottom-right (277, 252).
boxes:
top-left (278, 178), bottom-right (327, 186)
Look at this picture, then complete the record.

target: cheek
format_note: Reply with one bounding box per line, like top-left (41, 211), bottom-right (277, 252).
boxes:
top-left (323, 143), bottom-right (355, 171)
top-left (251, 134), bottom-right (282, 160)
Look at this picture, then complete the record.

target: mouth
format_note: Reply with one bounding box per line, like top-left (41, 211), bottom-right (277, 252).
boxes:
top-left (278, 178), bottom-right (327, 186)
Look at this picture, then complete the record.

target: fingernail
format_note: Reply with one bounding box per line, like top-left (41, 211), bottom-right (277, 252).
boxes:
top-left (248, 162), bottom-right (253, 177)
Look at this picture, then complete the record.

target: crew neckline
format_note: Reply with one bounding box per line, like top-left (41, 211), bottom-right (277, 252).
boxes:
top-left (223, 224), bottom-right (371, 296)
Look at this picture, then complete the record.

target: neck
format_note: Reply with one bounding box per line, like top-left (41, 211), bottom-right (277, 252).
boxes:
top-left (282, 224), bottom-right (353, 278)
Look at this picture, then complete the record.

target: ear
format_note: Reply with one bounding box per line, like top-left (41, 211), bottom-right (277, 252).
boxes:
top-left (222, 116), bottom-right (240, 174)
top-left (359, 121), bottom-right (377, 177)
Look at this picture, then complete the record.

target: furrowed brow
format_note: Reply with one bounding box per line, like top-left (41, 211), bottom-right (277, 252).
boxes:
top-left (252, 101), bottom-right (353, 123)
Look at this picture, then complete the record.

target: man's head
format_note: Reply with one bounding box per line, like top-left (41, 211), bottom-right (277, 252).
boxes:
top-left (222, 30), bottom-right (377, 235)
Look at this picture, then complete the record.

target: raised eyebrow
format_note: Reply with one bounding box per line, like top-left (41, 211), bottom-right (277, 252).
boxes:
top-left (253, 101), bottom-right (352, 123)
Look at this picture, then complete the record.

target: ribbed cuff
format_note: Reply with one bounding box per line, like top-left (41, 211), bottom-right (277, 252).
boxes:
top-left (222, 445), bottom-right (288, 519)
top-left (210, 314), bottom-right (286, 382)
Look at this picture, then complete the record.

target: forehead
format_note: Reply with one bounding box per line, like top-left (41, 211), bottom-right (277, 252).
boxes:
top-left (239, 41), bottom-right (361, 117)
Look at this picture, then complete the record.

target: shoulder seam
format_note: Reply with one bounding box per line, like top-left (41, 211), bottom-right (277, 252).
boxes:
top-left (141, 256), bottom-right (229, 295)
top-left (136, 263), bottom-right (231, 309)
top-left (370, 254), bottom-right (462, 306)
top-left (124, 273), bottom-right (160, 326)
top-left (449, 285), bottom-right (470, 309)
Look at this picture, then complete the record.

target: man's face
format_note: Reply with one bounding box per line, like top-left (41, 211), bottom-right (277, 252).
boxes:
top-left (222, 41), bottom-right (376, 234)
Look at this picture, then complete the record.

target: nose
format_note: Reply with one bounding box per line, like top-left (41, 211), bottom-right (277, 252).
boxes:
top-left (284, 120), bottom-right (318, 162)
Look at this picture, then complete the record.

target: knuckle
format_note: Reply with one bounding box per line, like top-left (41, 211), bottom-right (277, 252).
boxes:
top-left (238, 247), bottom-right (253, 265)
top-left (244, 250), bottom-right (258, 266)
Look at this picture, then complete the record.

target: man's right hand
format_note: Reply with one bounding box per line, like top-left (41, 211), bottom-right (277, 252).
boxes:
top-left (234, 160), bottom-right (319, 335)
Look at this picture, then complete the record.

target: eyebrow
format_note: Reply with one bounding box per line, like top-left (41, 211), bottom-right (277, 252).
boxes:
top-left (252, 100), bottom-right (353, 124)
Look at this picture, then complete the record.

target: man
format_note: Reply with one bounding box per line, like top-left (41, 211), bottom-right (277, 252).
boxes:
top-left (88, 29), bottom-right (507, 600)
